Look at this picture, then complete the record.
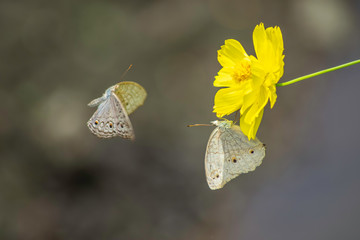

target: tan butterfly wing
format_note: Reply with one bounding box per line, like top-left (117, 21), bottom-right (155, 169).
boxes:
top-left (114, 81), bottom-right (147, 115)
top-left (87, 92), bottom-right (135, 140)
top-left (205, 122), bottom-right (266, 190)
top-left (205, 127), bottom-right (225, 190)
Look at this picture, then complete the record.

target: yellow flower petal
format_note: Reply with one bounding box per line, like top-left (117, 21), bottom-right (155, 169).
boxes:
top-left (243, 87), bottom-right (268, 124)
top-left (240, 91), bottom-right (256, 115)
top-left (253, 23), bottom-right (284, 75)
top-left (218, 39), bottom-right (249, 67)
top-left (214, 67), bottom-right (238, 87)
top-left (213, 87), bottom-right (244, 117)
top-left (249, 56), bottom-right (266, 86)
top-left (268, 85), bottom-right (277, 108)
top-left (266, 26), bottom-right (284, 63)
top-left (240, 108), bottom-right (264, 140)
top-left (252, 108), bottom-right (264, 137)
top-left (253, 23), bottom-right (270, 64)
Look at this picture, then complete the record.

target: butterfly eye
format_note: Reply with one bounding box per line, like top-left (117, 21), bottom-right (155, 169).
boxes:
top-left (95, 120), bottom-right (99, 125)
top-left (109, 123), bottom-right (113, 128)
top-left (249, 150), bottom-right (254, 154)
top-left (216, 174), bottom-right (219, 178)
top-left (232, 157), bottom-right (237, 163)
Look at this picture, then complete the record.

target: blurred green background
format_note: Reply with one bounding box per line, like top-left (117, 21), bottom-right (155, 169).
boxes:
top-left (1, 0), bottom-right (360, 239)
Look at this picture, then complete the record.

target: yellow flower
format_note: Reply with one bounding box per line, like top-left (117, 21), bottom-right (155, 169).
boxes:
top-left (213, 23), bottom-right (284, 139)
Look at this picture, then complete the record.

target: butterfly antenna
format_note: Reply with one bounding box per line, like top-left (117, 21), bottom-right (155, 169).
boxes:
top-left (187, 124), bottom-right (212, 127)
top-left (120, 64), bottom-right (133, 80)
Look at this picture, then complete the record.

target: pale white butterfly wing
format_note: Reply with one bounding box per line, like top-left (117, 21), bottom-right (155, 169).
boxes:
top-left (205, 127), bottom-right (225, 190)
top-left (205, 121), bottom-right (265, 190)
top-left (87, 95), bottom-right (106, 107)
top-left (221, 124), bottom-right (265, 186)
top-left (87, 92), bottom-right (135, 140)
top-left (114, 81), bottom-right (147, 115)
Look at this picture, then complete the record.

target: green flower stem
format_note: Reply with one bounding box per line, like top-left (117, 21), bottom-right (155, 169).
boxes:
top-left (276, 59), bottom-right (360, 87)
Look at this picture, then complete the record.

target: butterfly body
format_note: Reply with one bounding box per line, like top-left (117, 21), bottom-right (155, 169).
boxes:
top-left (87, 82), bottom-right (146, 140)
top-left (205, 120), bottom-right (266, 190)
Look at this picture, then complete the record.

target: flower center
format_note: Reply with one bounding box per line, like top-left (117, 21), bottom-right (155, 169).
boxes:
top-left (233, 61), bottom-right (251, 83)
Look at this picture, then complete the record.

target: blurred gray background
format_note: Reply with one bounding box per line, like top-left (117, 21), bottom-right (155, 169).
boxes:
top-left (1, 0), bottom-right (360, 239)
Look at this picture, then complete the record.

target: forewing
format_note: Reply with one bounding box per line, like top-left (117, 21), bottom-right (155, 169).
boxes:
top-left (114, 81), bottom-right (147, 115)
top-left (88, 96), bottom-right (106, 107)
top-left (87, 93), bottom-right (135, 140)
top-left (205, 127), bottom-right (226, 190)
top-left (221, 124), bottom-right (265, 186)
